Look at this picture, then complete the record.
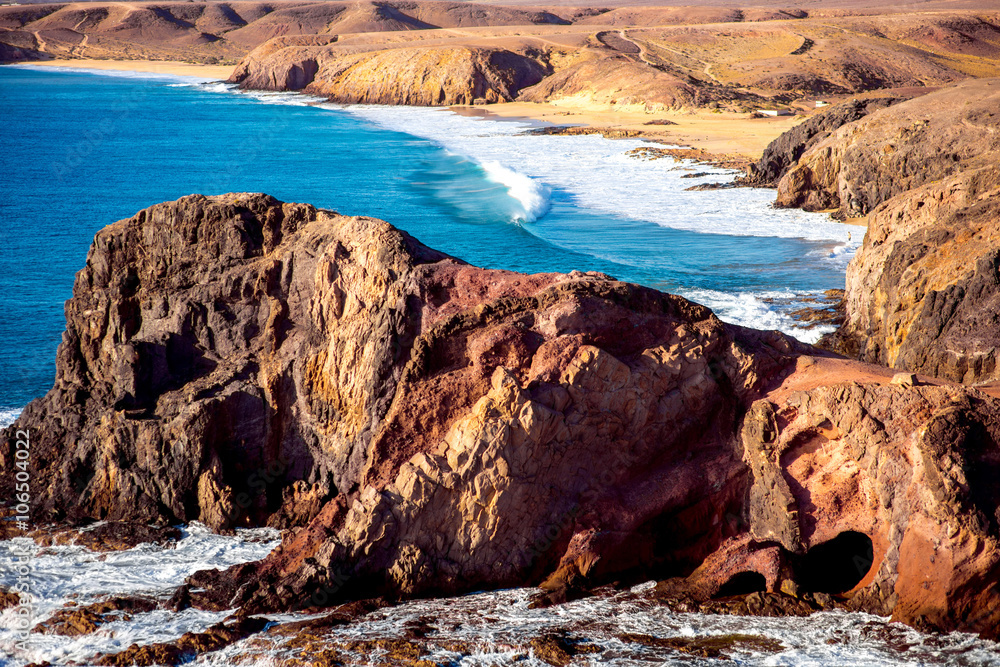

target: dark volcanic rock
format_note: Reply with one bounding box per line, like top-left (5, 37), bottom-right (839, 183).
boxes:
top-left (741, 96), bottom-right (907, 188)
top-left (34, 596), bottom-right (159, 636)
top-left (786, 79), bottom-right (1000, 384)
top-left (0, 587), bottom-right (20, 611)
top-left (31, 521), bottom-right (181, 551)
top-left (95, 616), bottom-right (270, 666)
top-left (5, 193), bottom-right (1000, 641)
top-left (0, 193), bottom-right (459, 531)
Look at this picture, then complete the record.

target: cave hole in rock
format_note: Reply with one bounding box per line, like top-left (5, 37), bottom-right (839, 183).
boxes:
top-left (713, 571), bottom-right (767, 598)
top-left (800, 531), bottom-right (874, 594)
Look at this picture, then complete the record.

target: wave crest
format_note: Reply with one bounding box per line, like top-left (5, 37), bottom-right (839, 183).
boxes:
top-left (480, 161), bottom-right (551, 223)
top-left (0, 407), bottom-right (23, 429)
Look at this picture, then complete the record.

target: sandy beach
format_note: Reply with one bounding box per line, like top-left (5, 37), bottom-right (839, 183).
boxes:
top-left (24, 58), bottom-right (234, 81)
top-left (19, 59), bottom-right (805, 163)
top-left (452, 100), bottom-right (805, 160)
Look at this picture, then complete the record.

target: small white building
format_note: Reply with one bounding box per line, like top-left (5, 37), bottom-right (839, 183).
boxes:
top-left (815, 100), bottom-right (830, 108)
top-left (758, 109), bottom-right (792, 117)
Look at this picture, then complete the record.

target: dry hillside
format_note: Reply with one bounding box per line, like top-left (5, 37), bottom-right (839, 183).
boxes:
top-left (4, 2), bottom-right (1000, 111)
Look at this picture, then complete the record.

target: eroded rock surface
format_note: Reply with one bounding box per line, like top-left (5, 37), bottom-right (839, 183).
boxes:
top-left (775, 79), bottom-right (1000, 217)
top-left (741, 96), bottom-right (909, 187)
top-left (774, 79), bottom-right (1000, 384)
top-left (683, 381), bottom-right (1000, 637)
top-left (2, 193), bottom-right (463, 530)
top-left (231, 42), bottom-right (549, 105)
top-left (5, 193), bottom-right (1000, 642)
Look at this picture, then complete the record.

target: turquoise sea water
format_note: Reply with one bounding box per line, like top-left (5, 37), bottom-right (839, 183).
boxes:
top-left (0, 66), bottom-right (853, 421)
top-left (6, 65), bottom-right (1000, 667)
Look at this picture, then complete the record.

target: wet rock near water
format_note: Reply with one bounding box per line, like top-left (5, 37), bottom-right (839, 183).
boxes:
top-left (617, 631), bottom-right (784, 659)
top-left (29, 522), bottom-right (182, 552)
top-left (4, 192), bottom-right (1000, 643)
top-left (529, 632), bottom-right (600, 666)
top-left (628, 145), bottom-right (750, 171)
top-left (95, 616), bottom-right (271, 666)
top-left (33, 596), bottom-right (160, 636)
top-left (0, 586), bottom-right (21, 611)
top-left (525, 125), bottom-right (645, 139)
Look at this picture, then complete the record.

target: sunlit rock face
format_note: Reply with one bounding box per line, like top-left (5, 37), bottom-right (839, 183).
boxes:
top-left (6, 192), bottom-right (1000, 641)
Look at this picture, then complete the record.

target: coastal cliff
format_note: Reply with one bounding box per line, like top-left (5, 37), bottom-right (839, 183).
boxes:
top-left (232, 41), bottom-right (549, 105)
top-left (223, 10), bottom-right (1000, 112)
top-left (774, 79), bottom-right (1000, 385)
top-left (5, 194), bottom-right (1000, 642)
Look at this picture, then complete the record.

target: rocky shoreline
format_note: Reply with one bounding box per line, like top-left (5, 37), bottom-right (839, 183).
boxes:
top-left (4, 3), bottom-right (1000, 660)
top-left (3, 183), bottom-right (1000, 663)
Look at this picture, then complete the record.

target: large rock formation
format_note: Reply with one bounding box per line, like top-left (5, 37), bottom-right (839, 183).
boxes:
top-left (5, 194), bottom-right (1000, 641)
top-left (230, 40), bottom-right (549, 105)
top-left (775, 79), bottom-right (1000, 385)
top-left (1, 193), bottom-right (463, 530)
top-left (1, 193), bottom-right (794, 537)
top-left (775, 79), bottom-right (1000, 217)
top-left (741, 96), bottom-right (909, 188)
top-left (683, 376), bottom-right (1000, 637)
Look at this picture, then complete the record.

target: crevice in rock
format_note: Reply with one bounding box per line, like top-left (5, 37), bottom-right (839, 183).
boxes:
top-left (713, 571), bottom-right (767, 598)
top-left (799, 531), bottom-right (874, 594)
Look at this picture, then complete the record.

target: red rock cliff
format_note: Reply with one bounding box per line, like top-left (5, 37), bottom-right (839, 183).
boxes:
top-left (4, 193), bottom-right (1000, 640)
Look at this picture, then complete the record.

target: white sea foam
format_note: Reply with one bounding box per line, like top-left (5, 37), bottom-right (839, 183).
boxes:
top-left (11, 63), bottom-right (217, 84)
top-left (171, 81), bottom-right (234, 93)
top-left (680, 288), bottom-right (837, 345)
top-left (202, 584), bottom-right (1000, 666)
top-left (0, 407), bottom-right (23, 429)
top-left (480, 160), bottom-right (551, 222)
top-left (335, 104), bottom-right (859, 341)
top-left (237, 89), bottom-right (328, 106)
top-left (7, 543), bottom-right (995, 667)
top-left (0, 523), bottom-right (279, 665)
top-left (338, 105), bottom-right (857, 248)
top-left (187, 80), bottom-right (330, 106)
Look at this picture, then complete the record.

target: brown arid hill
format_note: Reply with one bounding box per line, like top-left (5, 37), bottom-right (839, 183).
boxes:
top-left (5, 194), bottom-right (1000, 645)
top-left (0, 1), bottom-right (572, 64)
top-left (772, 79), bottom-right (1000, 386)
top-left (225, 9), bottom-right (1000, 109)
top-left (5, 2), bottom-right (1000, 110)
top-left (740, 96), bottom-right (910, 187)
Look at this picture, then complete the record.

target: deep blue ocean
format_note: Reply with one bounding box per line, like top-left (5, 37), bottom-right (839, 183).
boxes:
top-left (0, 65), bottom-right (855, 421)
top-left (7, 65), bottom-right (1000, 667)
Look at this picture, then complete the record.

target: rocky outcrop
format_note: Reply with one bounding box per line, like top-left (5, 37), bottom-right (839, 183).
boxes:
top-left (0, 193), bottom-right (462, 530)
top-left (226, 35), bottom-right (336, 90)
top-left (6, 193), bottom-right (1000, 641)
top-left (775, 79), bottom-right (1000, 216)
top-left (230, 41), bottom-right (549, 105)
top-left (833, 165), bottom-right (1000, 383)
top-left (773, 79), bottom-right (1000, 384)
top-left (680, 380), bottom-right (1000, 637)
top-left (1, 193), bottom-right (792, 538)
top-left (741, 96), bottom-right (908, 187)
